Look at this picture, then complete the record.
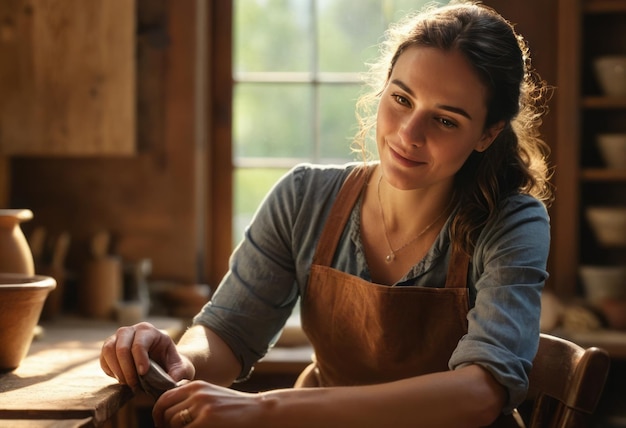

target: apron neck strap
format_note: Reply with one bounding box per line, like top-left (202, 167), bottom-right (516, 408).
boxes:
top-left (312, 165), bottom-right (370, 266)
top-left (444, 246), bottom-right (470, 289)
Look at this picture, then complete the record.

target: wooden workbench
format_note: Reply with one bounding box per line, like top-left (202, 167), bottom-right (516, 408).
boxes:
top-left (0, 315), bottom-right (315, 427)
top-left (0, 317), bottom-right (184, 428)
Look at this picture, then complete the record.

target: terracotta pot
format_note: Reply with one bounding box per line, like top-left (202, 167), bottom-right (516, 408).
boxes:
top-left (0, 273), bottom-right (56, 371)
top-left (79, 256), bottom-right (123, 319)
top-left (0, 209), bottom-right (35, 275)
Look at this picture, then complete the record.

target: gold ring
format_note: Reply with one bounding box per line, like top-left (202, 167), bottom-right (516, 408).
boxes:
top-left (180, 408), bottom-right (192, 426)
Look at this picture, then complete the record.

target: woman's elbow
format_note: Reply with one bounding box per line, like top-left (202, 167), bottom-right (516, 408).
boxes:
top-left (473, 397), bottom-right (506, 427)
top-left (470, 367), bottom-right (509, 427)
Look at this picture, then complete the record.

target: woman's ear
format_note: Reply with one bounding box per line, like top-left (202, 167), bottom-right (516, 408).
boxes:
top-left (475, 121), bottom-right (505, 152)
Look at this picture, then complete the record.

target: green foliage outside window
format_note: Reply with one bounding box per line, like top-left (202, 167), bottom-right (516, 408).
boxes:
top-left (232, 0), bottom-right (446, 246)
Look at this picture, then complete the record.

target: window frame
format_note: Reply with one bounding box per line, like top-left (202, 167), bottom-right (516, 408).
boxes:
top-left (206, 0), bottom-right (234, 285)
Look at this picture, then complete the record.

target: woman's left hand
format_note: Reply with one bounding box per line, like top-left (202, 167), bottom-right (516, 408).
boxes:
top-left (153, 380), bottom-right (267, 428)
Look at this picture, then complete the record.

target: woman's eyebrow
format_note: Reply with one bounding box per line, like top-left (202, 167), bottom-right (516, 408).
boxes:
top-left (390, 78), bottom-right (473, 120)
top-left (437, 104), bottom-right (472, 120)
top-left (391, 79), bottom-right (415, 97)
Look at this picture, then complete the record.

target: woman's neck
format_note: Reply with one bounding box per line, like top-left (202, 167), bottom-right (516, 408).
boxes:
top-left (372, 168), bottom-right (454, 235)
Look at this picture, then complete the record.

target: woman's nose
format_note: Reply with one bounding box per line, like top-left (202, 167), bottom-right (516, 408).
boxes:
top-left (398, 112), bottom-right (426, 147)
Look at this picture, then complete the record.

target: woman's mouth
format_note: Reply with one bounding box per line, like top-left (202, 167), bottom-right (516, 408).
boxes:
top-left (388, 145), bottom-right (425, 167)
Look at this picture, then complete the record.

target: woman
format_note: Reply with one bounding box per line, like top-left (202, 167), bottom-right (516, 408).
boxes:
top-left (100, 1), bottom-right (553, 426)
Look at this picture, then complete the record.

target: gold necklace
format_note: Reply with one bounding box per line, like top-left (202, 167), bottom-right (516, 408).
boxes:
top-left (377, 175), bottom-right (450, 263)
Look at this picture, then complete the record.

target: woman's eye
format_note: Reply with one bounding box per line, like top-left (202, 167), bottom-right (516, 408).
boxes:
top-left (392, 94), bottom-right (410, 106)
top-left (438, 117), bottom-right (457, 128)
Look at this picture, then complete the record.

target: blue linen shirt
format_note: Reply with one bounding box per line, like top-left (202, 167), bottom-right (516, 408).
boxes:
top-left (193, 162), bottom-right (550, 412)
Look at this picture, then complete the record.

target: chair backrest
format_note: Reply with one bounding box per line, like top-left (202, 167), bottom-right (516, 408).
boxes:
top-left (522, 333), bottom-right (611, 428)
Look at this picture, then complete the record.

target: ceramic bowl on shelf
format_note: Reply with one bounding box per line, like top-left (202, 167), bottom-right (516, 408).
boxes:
top-left (579, 265), bottom-right (626, 306)
top-left (598, 298), bottom-right (626, 330)
top-left (593, 55), bottom-right (626, 97)
top-left (596, 133), bottom-right (626, 169)
top-left (585, 206), bottom-right (626, 247)
top-left (0, 273), bottom-right (56, 371)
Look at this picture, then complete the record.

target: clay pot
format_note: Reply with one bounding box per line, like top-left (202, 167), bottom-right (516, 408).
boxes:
top-left (79, 256), bottom-right (123, 319)
top-left (0, 209), bottom-right (35, 275)
top-left (0, 273), bottom-right (56, 371)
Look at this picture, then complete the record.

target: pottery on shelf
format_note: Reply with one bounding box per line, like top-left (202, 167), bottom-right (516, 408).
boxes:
top-left (79, 231), bottom-right (123, 319)
top-left (0, 209), bottom-right (35, 275)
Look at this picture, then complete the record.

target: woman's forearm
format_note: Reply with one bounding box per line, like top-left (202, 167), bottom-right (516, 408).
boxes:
top-left (257, 364), bottom-right (506, 428)
top-left (176, 325), bottom-right (242, 386)
top-left (173, 327), bottom-right (506, 426)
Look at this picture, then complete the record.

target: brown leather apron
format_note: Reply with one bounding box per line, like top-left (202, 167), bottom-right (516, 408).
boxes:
top-left (295, 165), bottom-right (523, 427)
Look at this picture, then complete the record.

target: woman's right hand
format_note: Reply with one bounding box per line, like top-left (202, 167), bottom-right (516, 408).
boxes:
top-left (100, 322), bottom-right (195, 390)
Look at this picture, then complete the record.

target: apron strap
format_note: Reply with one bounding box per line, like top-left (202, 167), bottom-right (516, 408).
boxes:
top-left (444, 246), bottom-right (470, 289)
top-left (312, 164), bottom-right (371, 266)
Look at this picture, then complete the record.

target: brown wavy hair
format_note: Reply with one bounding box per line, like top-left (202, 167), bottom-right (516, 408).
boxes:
top-left (352, 0), bottom-right (554, 255)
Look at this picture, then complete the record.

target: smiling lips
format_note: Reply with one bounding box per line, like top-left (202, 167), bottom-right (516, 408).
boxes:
top-left (388, 143), bottom-right (426, 167)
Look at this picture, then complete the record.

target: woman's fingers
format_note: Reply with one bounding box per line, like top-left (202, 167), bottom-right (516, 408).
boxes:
top-left (153, 381), bottom-right (257, 428)
top-left (100, 325), bottom-right (138, 385)
top-left (153, 385), bottom-right (189, 427)
top-left (100, 322), bottom-right (173, 388)
top-left (129, 322), bottom-right (165, 374)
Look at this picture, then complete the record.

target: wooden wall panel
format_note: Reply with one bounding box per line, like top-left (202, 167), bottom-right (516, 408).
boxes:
top-left (0, 0), bottom-right (136, 156)
top-left (0, 157), bottom-right (8, 207)
top-left (9, 0), bottom-right (199, 289)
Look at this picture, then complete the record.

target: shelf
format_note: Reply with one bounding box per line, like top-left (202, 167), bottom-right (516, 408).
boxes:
top-left (583, 97), bottom-right (626, 109)
top-left (581, 169), bottom-right (626, 181)
top-left (584, 0), bottom-right (626, 13)
top-left (555, 328), bottom-right (626, 359)
top-left (553, 7), bottom-right (626, 425)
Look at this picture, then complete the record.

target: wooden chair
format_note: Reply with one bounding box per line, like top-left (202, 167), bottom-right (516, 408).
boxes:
top-left (519, 333), bottom-right (611, 428)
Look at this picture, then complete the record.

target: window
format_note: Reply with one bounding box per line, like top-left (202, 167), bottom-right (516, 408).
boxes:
top-left (231, 0), bottom-right (439, 246)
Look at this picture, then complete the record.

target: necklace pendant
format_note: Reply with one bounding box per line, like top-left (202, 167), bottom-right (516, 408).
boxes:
top-left (385, 253), bottom-right (395, 263)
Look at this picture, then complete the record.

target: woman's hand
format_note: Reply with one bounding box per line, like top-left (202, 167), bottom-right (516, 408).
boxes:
top-left (153, 381), bottom-right (267, 428)
top-left (100, 322), bottom-right (195, 390)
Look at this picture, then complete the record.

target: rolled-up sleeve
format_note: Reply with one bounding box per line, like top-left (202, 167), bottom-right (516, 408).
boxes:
top-left (449, 195), bottom-right (550, 413)
top-left (193, 166), bottom-right (305, 380)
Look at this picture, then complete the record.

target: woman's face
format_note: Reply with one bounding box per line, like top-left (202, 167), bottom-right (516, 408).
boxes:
top-left (376, 46), bottom-right (502, 191)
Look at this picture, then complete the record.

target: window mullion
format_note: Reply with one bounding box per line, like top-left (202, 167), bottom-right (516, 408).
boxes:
top-left (312, 0), bottom-right (320, 164)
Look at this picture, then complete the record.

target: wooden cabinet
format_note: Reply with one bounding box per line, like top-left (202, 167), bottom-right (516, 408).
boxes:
top-left (0, 0), bottom-right (136, 156)
top-left (552, 4), bottom-right (626, 421)
top-left (579, 1), bottom-right (626, 275)
top-left (552, 0), bottom-right (626, 297)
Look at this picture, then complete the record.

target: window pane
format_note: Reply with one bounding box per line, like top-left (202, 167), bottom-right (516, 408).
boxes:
top-left (234, 83), bottom-right (314, 159)
top-left (317, 0), bottom-right (390, 72)
top-left (382, 0), bottom-right (442, 16)
top-left (318, 83), bottom-right (362, 162)
top-left (316, 0), bottom-right (437, 72)
top-left (234, 168), bottom-right (290, 246)
top-left (234, 0), bottom-right (313, 73)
